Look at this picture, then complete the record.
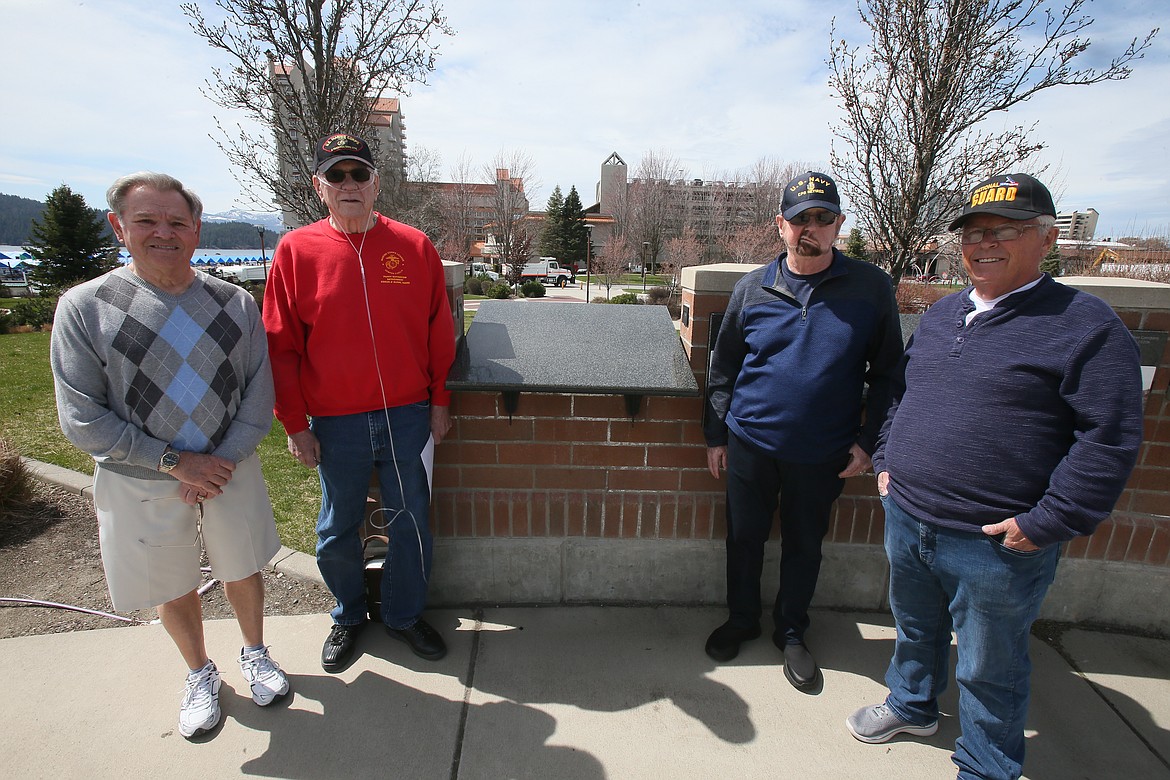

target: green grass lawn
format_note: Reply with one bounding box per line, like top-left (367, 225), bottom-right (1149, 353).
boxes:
top-left (0, 331), bottom-right (320, 553)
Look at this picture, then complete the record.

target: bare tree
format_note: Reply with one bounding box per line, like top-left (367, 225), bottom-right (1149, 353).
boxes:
top-left (659, 225), bottom-right (704, 296)
top-left (718, 222), bottom-right (784, 265)
top-left (829, 0), bottom-right (1157, 284)
top-left (482, 150), bottom-right (537, 274)
top-left (500, 223), bottom-right (536, 288)
top-left (396, 142), bottom-right (444, 235)
top-left (592, 234), bottom-right (632, 300)
top-left (627, 150), bottom-right (685, 271)
top-left (741, 157), bottom-right (814, 226)
top-left (182, 0), bottom-right (452, 225)
top-left (428, 153), bottom-right (480, 266)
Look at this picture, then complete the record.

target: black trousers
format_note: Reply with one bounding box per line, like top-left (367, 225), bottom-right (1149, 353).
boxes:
top-left (723, 432), bottom-right (847, 645)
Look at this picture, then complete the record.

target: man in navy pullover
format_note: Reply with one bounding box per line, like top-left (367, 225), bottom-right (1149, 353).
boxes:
top-left (847, 173), bottom-right (1143, 780)
top-left (703, 172), bottom-right (903, 691)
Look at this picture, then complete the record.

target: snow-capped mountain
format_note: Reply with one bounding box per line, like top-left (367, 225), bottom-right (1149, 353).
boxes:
top-left (203, 209), bottom-right (285, 233)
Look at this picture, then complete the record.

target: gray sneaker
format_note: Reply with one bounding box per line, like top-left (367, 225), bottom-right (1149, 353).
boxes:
top-left (846, 702), bottom-right (938, 743)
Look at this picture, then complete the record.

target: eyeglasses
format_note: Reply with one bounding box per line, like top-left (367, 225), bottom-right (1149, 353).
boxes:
top-left (960, 224), bottom-right (1043, 245)
top-left (322, 166), bottom-right (373, 184)
top-left (788, 210), bottom-right (839, 226)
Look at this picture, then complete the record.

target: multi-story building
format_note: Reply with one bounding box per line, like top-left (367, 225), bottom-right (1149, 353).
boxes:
top-left (1056, 208), bottom-right (1099, 241)
top-left (410, 169), bottom-right (530, 260)
top-left (268, 60), bottom-right (407, 228)
top-left (595, 153), bottom-right (764, 241)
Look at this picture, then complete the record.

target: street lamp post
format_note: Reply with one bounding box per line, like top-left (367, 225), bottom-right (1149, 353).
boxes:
top-left (642, 241), bottom-right (650, 291)
top-left (584, 224), bottom-right (593, 303)
top-left (257, 226), bottom-right (268, 281)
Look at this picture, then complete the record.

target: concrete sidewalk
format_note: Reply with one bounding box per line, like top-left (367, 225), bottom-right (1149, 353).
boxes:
top-left (3, 606), bottom-right (1168, 779)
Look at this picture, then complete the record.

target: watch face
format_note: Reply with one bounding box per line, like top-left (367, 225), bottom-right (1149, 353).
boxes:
top-left (161, 451), bottom-right (180, 471)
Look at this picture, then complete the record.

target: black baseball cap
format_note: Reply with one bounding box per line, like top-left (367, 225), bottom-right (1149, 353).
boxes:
top-left (949, 173), bottom-right (1056, 230)
top-left (314, 133), bottom-right (375, 173)
top-left (781, 171), bottom-right (842, 220)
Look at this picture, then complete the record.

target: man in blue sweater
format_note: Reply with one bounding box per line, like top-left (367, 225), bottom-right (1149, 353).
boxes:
top-left (846, 173), bottom-right (1143, 779)
top-left (703, 172), bottom-right (903, 691)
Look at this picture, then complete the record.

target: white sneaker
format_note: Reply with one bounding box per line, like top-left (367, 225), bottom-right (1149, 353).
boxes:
top-left (179, 661), bottom-right (221, 738)
top-left (239, 645), bottom-right (290, 706)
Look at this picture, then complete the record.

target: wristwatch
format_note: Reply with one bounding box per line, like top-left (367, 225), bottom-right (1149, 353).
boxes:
top-left (159, 447), bottom-right (180, 473)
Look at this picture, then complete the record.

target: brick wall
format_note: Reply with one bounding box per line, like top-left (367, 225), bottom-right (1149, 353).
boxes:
top-left (426, 265), bottom-right (1170, 632)
top-left (433, 392), bottom-right (721, 542)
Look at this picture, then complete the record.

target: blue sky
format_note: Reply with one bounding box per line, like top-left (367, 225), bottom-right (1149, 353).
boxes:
top-left (1, 0), bottom-right (1166, 238)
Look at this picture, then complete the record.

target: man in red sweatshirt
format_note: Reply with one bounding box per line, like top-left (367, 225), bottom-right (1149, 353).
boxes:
top-left (264, 133), bottom-right (455, 671)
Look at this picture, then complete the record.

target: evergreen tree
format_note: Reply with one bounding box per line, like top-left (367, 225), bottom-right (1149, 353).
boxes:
top-left (844, 227), bottom-right (870, 263)
top-left (539, 186), bottom-right (565, 259)
top-left (25, 185), bottom-right (117, 289)
top-left (561, 186), bottom-right (588, 267)
top-left (1040, 240), bottom-right (1062, 277)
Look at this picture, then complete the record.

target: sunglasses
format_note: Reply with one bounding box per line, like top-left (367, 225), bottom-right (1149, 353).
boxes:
top-left (788, 210), bottom-right (839, 226)
top-left (322, 166), bottom-right (373, 184)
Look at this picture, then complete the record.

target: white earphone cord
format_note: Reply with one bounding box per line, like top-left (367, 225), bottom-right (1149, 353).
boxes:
top-left (339, 197), bottom-right (428, 585)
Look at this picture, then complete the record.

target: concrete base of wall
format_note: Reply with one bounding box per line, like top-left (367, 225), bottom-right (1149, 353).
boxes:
top-left (431, 538), bottom-right (1170, 635)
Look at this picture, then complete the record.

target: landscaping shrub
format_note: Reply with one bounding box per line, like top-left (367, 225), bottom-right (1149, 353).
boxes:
top-left (895, 282), bottom-right (950, 314)
top-left (520, 280), bottom-right (545, 298)
top-left (485, 282), bottom-right (513, 299)
top-left (0, 437), bottom-right (35, 515)
top-left (646, 286), bottom-right (672, 305)
top-left (465, 275), bottom-right (484, 295)
top-left (608, 293), bottom-right (640, 305)
top-left (10, 297), bottom-right (56, 329)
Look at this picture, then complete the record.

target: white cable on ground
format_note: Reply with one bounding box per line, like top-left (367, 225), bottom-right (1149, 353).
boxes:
top-left (0, 597), bottom-right (152, 624)
top-left (1, 566), bottom-right (221, 623)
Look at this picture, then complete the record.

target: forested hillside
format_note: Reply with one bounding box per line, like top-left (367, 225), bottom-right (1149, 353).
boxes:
top-left (0, 193), bottom-right (272, 249)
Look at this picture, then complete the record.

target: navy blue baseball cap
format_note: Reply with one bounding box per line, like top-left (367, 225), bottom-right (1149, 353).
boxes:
top-left (781, 172), bottom-right (842, 220)
top-left (949, 173), bottom-right (1056, 230)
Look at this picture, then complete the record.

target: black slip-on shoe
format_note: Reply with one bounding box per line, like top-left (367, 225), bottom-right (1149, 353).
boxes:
top-left (704, 621), bottom-right (762, 662)
top-left (387, 617), bottom-right (447, 661)
top-left (321, 622), bottom-right (365, 672)
top-left (782, 641), bottom-right (819, 691)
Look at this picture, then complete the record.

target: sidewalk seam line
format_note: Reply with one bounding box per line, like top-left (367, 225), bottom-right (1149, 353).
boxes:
top-left (449, 607), bottom-right (483, 780)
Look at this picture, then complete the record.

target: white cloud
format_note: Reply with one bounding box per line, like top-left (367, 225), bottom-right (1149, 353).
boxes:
top-left (2, 0), bottom-right (1165, 238)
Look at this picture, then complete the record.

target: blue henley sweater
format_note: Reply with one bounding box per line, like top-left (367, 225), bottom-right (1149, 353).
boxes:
top-left (704, 250), bottom-right (903, 463)
top-left (874, 275), bottom-right (1143, 547)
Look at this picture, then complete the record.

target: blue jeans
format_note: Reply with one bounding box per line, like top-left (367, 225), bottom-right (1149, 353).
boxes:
top-left (312, 404), bottom-right (433, 629)
top-left (882, 493), bottom-right (1060, 780)
top-left (724, 432), bottom-right (847, 644)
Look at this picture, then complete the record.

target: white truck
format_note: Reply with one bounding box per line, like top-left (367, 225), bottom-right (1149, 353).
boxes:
top-left (508, 258), bottom-right (574, 288)
top-left (214, 265), bottom-right (269, 286)
top-left (466, 261), bottom-right (500, 281)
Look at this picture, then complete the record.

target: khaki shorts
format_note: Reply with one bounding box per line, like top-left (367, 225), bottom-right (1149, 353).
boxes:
top-left (93, 453), bottom-right (280, 612)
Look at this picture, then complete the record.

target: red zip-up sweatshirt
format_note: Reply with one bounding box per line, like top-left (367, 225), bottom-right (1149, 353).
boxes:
top-left (263, 215), bottom-right (455, 436)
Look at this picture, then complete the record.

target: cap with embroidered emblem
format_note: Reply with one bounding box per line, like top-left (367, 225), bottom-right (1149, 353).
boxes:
top-left (314, 133), bottom-right (375, 174)
top-left (949, 173), bottom-right (1055, 230)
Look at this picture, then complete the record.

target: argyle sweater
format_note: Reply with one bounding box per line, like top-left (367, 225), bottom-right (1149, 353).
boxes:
top-left (51, 267), bottom-right (274, 481)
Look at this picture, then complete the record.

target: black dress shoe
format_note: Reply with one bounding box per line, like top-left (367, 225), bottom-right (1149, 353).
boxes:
top-left (321, 622), bottom-right (365, 672)
top-left (387, 617), bottom-right (447, 661)
top-left (782, 641), bottom-right (819, 690)
top-left (704, 621), bottom-right (762, 662)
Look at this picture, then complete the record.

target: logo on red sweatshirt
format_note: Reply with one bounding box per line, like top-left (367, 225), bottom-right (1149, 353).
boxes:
top-left (381, 251), bottom-right (408, 284)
